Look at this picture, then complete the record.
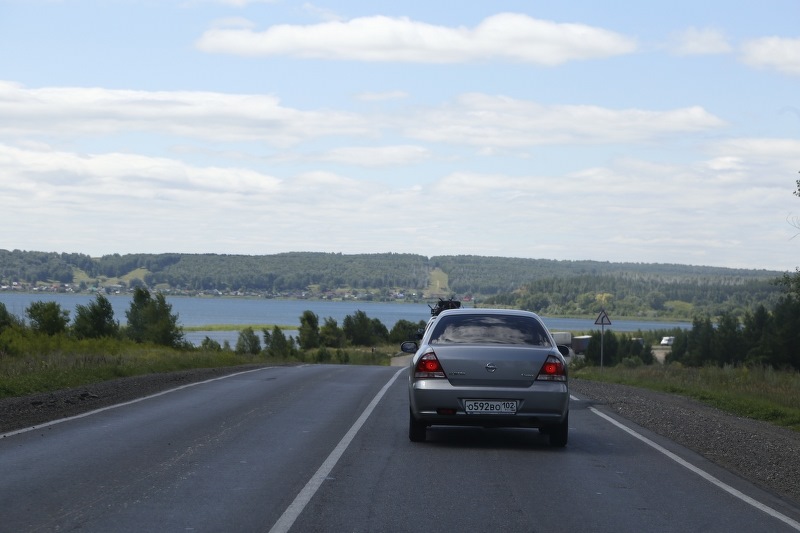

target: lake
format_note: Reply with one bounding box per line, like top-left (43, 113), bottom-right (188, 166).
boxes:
top-left (0, 292), bottom-right (691, 346)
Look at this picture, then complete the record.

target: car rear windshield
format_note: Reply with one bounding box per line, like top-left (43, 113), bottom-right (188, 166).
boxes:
top-left (429, 314), bottom-right (551, 346)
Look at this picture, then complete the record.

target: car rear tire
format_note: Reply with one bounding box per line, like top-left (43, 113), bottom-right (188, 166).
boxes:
top-left (409, 410), bottom-right (427, 442)
top-left (548, 413), bottom-right (569, 448)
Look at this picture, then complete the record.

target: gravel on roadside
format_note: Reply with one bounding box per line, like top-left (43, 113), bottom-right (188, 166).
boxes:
top-left (570, 378), bottom-right (800, 506)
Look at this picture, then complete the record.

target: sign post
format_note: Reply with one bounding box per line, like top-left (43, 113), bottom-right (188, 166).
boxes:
top-left (594, 309), bottom-right (612, 369)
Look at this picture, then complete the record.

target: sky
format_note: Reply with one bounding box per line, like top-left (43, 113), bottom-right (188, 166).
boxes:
top-left (1, 1), bottom-right (799, 272)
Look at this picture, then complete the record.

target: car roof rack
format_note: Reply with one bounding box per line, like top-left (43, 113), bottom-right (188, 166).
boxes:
top-left (429, 297), bottom-right (461, 316)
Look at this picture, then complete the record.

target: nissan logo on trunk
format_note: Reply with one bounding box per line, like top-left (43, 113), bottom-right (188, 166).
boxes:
top-left (485, 363), bottom-right (497, 373)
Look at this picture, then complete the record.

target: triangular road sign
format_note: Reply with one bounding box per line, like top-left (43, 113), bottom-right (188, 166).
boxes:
top-left (594, 309), bottom-right (612, 326)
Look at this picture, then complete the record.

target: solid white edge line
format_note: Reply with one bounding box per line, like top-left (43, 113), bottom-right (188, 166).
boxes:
top-left (268, 367), bottom-right (406, 533)
top-left (1, 367), bottom-right (271, 439)
top-left (589, 405), bottom-right (800, 531)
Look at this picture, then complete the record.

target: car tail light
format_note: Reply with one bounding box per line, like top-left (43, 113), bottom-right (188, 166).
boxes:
top-left (536, 355), bottom-right (566, 382)
top-left (415, 351), bottom-right (446, 379)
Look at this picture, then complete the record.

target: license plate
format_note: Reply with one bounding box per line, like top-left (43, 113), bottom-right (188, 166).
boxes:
top-left (464, 399), bottom-right (517, 414)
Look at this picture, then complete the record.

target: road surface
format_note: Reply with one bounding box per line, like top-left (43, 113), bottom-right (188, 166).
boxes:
top-left (1, 364), bottom-right (798, 532)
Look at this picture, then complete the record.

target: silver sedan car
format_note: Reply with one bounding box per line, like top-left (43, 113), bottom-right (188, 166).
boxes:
top-left (400, 308), bottom-right (570, 447)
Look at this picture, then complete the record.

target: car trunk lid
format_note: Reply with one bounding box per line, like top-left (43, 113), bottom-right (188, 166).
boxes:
top-left (433, 344), bottom-right (552, 388)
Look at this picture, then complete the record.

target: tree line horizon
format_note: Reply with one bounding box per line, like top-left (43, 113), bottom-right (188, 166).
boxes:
top-left (0, 249), bottom-right (786, 321)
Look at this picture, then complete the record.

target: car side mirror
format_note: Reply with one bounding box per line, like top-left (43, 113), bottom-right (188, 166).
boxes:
top-left (557, 345), bottom-right (571, 358)
top-left (400, 341), bottom-right (418, 354)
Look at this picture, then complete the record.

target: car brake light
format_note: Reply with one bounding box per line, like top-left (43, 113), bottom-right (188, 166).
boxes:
top-left (415, 351), bottom-right (446, 378)
top-left (537, 355), bottom-right (566, 382)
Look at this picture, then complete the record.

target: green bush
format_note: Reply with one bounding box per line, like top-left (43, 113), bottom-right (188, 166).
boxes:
top-left (314, 346), bottom-right (332, 363)
top-left (620, 356), bottom-right (643, 368)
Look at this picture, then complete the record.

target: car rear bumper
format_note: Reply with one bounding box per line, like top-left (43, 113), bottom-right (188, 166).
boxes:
top-left (409, 379), bottom-right (569, 428)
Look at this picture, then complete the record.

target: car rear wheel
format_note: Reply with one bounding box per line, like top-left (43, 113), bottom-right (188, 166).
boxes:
top-left (548, 413), bottom-right (569, 448)
top-left (409, 410), bottom-right (427, 442)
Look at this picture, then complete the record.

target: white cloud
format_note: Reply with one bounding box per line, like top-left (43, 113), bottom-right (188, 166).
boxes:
top-left (0, 83), bottom-right (787, 269)
top-left (195, 13), bottom-right (637, 64)
top-left (410, 169), bottom-right (662, 257)
top-left (669, 27), bottom-right (732, 55)
top-left (0, 84), bottom-right (725, 153)
top-left (0, 141), bottom-right (429, 256)
top-left (2, 136), bottom-right (796, 269)
top-left (709, 138), bottom-right (800, 178)
top-left (402, 94), bottom-right (725, 147)
top-left (409, 148), bottom-right (795, 268)
top-left (0, 144), bottom-right (281, 198)
top-left (356, 91), bottom-right (409, 102)
top-left (712, 137), bottom-right (800, 158)
top-left (740, 36), bottom-right (800, 75)
top-left (0, 82), bottom-right (370, 146)
top-left (320, 145), bottom-right (431, 167)
top-left (301, 2), bottom-right (344, 22)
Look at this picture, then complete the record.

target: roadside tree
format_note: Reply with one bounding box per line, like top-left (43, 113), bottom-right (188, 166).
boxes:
top-left (298, 310), bottom-right (320, 349)
top-left (763, 295), bottom-right (800, 369)
top-left (712, 311), bottom-right (743, 365)
top-left (741, 304), bottom-right (770, 364)
top-left (264, 325), bottom-right (294, 358)
top-left (319, 317), bottom-right (345, 348)
top-left (343, 310), bottom-right (388, 346)
top-left (26, 301), bottom-right (69, 336)
top-left (586, 329), bottom-right (620, 366)
top-left (125, 287), bottom-right (184, 347)
top-left (0, 302), bottom-right (22, 333)
top-left (236, 327), bottom-right (261, 355)
top-left (72, 294), bottom-right (119, 339)
top-left (200, 336), bottom-right (222, 351)
top-left (388, 319), bottom-right (426, 343)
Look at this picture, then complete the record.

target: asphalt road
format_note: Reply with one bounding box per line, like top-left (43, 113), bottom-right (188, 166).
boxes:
top-left (1, 364), bottom-right (799, 533)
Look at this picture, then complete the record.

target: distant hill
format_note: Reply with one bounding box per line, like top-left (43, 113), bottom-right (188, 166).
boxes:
top-left (0, 249), bottom-right (786, 319)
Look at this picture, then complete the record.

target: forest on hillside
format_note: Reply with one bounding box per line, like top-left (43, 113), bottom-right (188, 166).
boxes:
top-left (0, 251), bottom-right (431, 292)
top-left (0, 249), bottom-right (787, 319)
